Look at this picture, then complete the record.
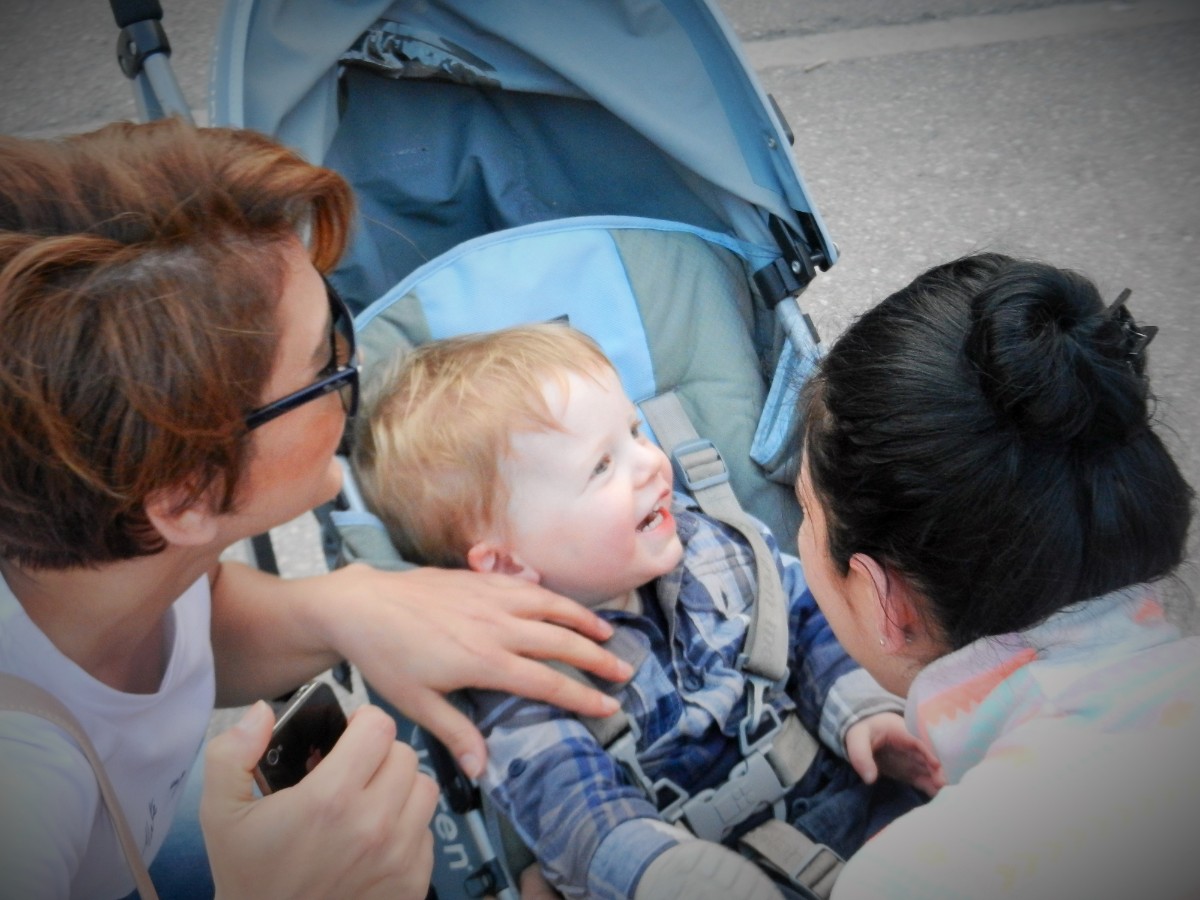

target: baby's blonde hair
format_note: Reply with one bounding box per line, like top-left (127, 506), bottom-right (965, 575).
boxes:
top-left (353, 322), bottom-right (615, 567)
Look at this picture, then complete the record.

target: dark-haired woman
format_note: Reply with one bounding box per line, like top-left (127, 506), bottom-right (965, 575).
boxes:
top-left (795, 254), bottom-right (1198, 898)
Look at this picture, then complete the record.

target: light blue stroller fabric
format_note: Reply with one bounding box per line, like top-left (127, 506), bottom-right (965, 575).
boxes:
top-left (210, 0), bottom-right (833, 525)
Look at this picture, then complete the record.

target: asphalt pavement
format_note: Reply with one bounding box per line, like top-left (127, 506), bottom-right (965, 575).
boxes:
top-left (2, 0), bottom-right (1197, 624)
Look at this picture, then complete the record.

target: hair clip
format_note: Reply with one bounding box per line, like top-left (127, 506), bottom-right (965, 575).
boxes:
top-left (1106, 288), bottom-right (1158, 370)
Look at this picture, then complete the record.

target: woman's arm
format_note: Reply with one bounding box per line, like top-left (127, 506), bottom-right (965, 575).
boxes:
top-left (208, 560), bottom-right (629, 776)
top-left (0, 720), bottom-right (97, 900)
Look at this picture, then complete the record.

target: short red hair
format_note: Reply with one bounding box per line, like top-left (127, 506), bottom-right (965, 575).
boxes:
top-left (0, 119), bottom-right (353, 569)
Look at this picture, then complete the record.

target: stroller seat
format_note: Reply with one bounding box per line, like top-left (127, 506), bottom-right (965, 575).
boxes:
top-left (333, 215), bottom-right (835, 899)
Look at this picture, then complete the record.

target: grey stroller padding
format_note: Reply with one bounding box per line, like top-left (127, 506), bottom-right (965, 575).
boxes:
top-left (634, 840), bottom-right (785, 900)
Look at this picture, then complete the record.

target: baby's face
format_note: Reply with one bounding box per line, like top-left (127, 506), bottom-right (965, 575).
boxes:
top-left (499, 366), bottom-right (683, 606)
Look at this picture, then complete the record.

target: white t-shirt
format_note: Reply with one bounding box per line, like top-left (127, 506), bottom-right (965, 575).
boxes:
top-left (0, 572), bottom-right (215, 900)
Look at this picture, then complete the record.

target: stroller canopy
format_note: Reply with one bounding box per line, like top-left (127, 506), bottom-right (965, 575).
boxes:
top-left (210, 0), bottom-right (835, 274)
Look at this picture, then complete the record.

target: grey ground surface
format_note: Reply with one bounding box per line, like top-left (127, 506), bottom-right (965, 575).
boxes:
top-left (2, 0), bottom-right (1196, 644)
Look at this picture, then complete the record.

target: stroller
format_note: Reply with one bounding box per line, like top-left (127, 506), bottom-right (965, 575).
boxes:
top-left (114, 1), bottom-right (840, 896)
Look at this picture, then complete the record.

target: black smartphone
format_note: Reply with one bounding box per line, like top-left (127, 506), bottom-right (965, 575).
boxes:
top-left (254, 680), bottom-right (348, 795)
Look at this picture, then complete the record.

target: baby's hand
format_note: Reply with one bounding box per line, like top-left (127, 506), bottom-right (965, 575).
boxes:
top-left (845, 712), bottom-right (945, 797)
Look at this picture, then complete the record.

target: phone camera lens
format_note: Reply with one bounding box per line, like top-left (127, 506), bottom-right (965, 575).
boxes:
top-left (266, 746), bottom-right (282, 766)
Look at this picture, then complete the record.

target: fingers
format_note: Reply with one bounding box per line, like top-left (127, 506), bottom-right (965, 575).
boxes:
top-left (460, 575), bottom-right (630, 683)
top-left (354, 739), bottom-right (438, 900)
top-left (884, 750), bottom-right (943, 797)
top-left (305, 705), bottom-right (398, 795)
top-left (399, 688), bottom-right (489, 779)
top-left (360, 736), bottom-right (439, 839)
top-left (519, 623), bottom-right (633, 685)
top-left (200, 699), bottom-right (439, 900)
top-left (483, 653), bottom-right (623, 721)
top-left (200, 701), bottom-right (275, 825)
top-left (389, 657), bottom-right (625, 777)
top-left (843, 722), bottom-right (879, 785)
top-left (912, 769), bottom-right (946, 798)
top-left (301, 714), bottom-right (439, 898)
top-left (867, 729), bottom-right (946, 797)
top-left (477, 574), bottom-right (616, 643)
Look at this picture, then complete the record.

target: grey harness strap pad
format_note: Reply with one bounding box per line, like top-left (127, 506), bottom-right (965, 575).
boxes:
top-left (542, 626), bottom-right (651, 746)
top-left (738, 819), bottom-right (843, 900)
top-left (633, 839), bottom-right (785, 900)
top-left (640, 391), bottom-right (789, 683)
top-left (765, 713), bottom-right (821, 786)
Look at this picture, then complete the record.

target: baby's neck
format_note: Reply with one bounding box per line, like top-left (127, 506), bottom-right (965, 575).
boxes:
top-left (595, 590), bottom-right (643, 616)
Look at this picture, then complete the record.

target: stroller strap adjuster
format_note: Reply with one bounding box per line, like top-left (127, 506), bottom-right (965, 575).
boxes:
top-left (671, 438), bottom-right (730, 492)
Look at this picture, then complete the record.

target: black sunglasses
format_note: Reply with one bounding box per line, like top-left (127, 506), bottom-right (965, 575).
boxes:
top-left (243, 277), bottom-right (360, 432)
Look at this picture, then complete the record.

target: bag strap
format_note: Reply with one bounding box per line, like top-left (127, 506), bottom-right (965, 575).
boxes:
top-left (0, 673), bottom-right (160, 900)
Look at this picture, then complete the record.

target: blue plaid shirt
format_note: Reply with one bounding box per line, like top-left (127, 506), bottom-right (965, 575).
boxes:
top-left (470, 495), bottom-right (901, 900)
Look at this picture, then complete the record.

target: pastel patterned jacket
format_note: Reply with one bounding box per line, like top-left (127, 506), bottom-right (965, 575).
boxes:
top-left (834, 586), bottom-right (1200, 900)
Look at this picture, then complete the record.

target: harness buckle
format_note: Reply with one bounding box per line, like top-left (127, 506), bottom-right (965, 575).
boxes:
top-left (607, 722), bottom-right (656, 800)
top-left (739, 676), bottom-right (782, 757)
top-left (675, 750), bottom-right (791, 843)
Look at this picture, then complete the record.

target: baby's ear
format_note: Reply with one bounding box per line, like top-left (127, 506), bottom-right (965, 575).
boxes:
top-left (465, 542), bottom-right (541, 583)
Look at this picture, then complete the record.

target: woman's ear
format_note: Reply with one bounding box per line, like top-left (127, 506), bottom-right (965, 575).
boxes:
top-left (465, 541), bottom-right (541, 584)
top-left (849, 553), bottom-right (925, 653)
top-left (144, 486), bottom-right (220, 548)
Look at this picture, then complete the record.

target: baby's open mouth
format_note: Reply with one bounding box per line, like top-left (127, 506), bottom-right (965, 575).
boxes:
top-left (637, 504), bottom-right (666, 532)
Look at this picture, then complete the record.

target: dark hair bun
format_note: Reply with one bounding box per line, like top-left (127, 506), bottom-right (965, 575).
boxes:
top-left (965, 261), bottom-right (1148, 447)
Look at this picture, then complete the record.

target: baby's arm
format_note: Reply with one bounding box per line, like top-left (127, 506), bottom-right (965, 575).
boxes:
top-left (472, 690), bottom-right (685, 900)
top-left (774, 542), bottom-right (905, 753)
top-left (773, 541), bottom-right (942, 793)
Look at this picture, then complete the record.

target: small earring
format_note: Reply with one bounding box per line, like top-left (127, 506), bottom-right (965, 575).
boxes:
top-left (879, 637), bottom-right (886, 647)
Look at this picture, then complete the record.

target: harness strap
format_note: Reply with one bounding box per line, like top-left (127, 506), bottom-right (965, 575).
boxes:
top-left (765, 713), bottom-right (821, 787)
top-left (540, 402), bottom-right (831, 894)
top-left (0, 674), bottom-right (160, 900)
top-left (640, 391), bottom-right (789, 684)
top-left (738, 819), bottom-right (843, 900)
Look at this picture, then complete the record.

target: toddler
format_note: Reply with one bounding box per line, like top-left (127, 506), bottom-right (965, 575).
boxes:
top-left (353, 323), bottom-right (941, 899)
